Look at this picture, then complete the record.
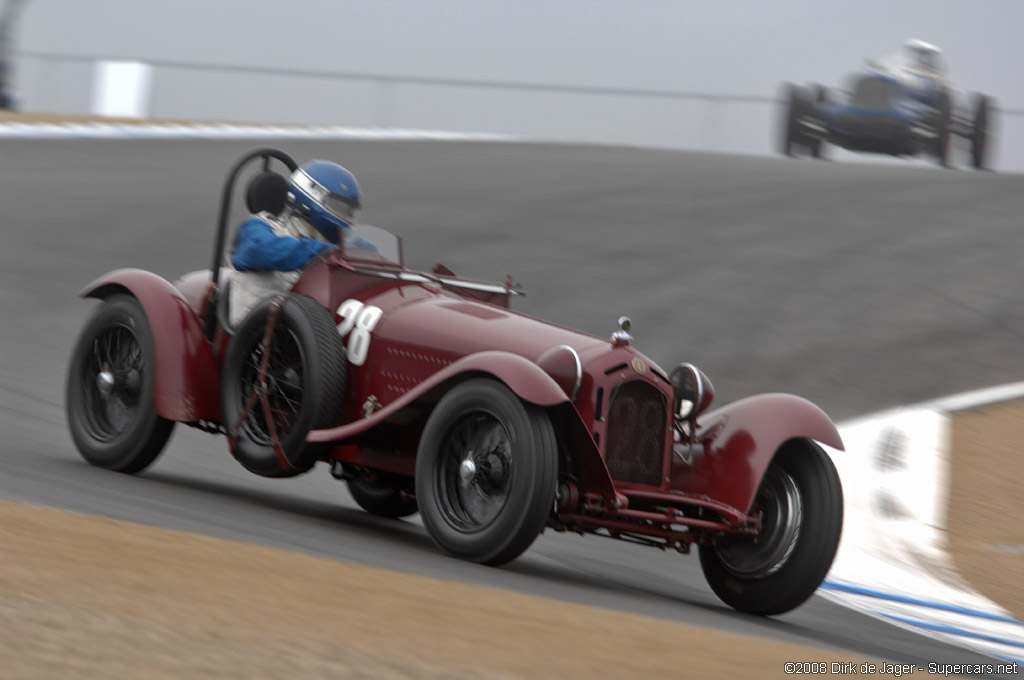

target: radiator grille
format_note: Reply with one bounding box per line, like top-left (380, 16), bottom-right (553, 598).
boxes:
top-left (604, 381), bottom-right (667, 486)
top-left (834, 113), bottom-right (906, 140)
top-left (851, 77), bottom-right (895, 111)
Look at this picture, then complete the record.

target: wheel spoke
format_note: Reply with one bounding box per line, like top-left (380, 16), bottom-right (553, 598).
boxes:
top-left (81, 324), bottom-right (143, 442)
top-left (438, 413), bottom-right (513, 530)
top-left (716, 466), bottom-right (803, 579)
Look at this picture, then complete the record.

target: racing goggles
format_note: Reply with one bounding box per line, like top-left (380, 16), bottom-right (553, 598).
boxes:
top-left (294, 170), bottom-right (361, 225)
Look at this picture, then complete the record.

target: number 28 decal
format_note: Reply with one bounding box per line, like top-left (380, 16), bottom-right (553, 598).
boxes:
top-left (335, 299), bottom-right (382, 366)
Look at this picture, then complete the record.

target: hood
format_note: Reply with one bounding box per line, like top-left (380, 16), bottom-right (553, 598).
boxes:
top-left (371, 289), bottom-right (610, 363)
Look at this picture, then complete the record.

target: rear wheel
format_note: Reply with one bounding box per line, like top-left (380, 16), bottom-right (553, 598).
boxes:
top-left (416, 379), bottom-right (558, 566)
top-left (66, 295), bottom-right (175, 473)
top-left (221, 294), bottom-right (347, 478)
top-left (970, 94), bottom-right (992, 170)
top-left (699, 439), bottom-right (843, 615)
top-left (933, 92), bottom-right (952, 167)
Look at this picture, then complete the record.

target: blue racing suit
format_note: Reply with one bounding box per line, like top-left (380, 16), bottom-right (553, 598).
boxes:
top-left (227, 211), bottom-right (336, 326)
top-left (232, 215), bottom-right (336, 271)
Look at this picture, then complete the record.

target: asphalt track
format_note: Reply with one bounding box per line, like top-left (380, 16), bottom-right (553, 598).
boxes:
top-left (2, 137), bottom-right (1022, 671)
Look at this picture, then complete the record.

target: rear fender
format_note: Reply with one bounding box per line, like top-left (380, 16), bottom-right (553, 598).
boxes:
top-left (82, 268), bottom-right (221, 422)
top-left (671, 393), bottom-right (843, 515)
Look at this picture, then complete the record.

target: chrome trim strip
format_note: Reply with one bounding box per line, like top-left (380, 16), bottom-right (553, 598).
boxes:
top-left (437, 277), bottom-right (523, 295)
top-left (350, 267), bottom-right (522, 295)
top-left (557, 344), bottom-right (583, 402)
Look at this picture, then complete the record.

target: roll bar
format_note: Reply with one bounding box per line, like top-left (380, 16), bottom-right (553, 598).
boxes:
top-left (205, 148), bottom-right (299, 341)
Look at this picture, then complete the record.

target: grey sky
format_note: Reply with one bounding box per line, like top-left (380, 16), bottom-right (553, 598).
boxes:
top-left (16, 1), bottom-right (1020, 96)
top-left (7, 1), bottom-right (1024, 167)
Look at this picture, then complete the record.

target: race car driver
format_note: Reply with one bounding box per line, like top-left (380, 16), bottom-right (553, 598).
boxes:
top-left (903, 39), bottom-right (945, 77)
top-left (228, 159), bottom-right (361, 327)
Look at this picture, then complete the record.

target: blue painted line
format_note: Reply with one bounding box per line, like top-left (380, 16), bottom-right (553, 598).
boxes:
top-left (822, 581), bottom-right (1024, 626)
top-left (995, 654), bottom-right (1024, 668)
top-left (881, 613), bottom-right (1024, 650)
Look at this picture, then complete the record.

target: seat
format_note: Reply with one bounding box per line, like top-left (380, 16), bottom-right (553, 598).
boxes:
top-left (245, 170), bottom-right (289, 215)
top-left (216, 274), bottom-right (235, 335)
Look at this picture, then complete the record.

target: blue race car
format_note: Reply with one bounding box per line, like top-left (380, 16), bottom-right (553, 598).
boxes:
top-left (780, 41), bottom-right (994, 169)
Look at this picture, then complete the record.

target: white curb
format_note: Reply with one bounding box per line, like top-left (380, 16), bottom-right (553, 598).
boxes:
top-left (823, 382), bottom-right (1024, 666)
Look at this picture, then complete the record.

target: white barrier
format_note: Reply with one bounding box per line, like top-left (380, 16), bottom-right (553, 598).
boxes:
top-left (823, 383), bottom-right (1024, 665)
top-left (0, 120), bottom-right (516, 141)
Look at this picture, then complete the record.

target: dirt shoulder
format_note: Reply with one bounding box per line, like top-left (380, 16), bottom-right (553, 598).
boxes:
top-left (0, 500), bottom-right (869, 680)
top-left (947, 400), bottom-right (1024, 620)
top-left (1, 400), bottom-right (1019, 679)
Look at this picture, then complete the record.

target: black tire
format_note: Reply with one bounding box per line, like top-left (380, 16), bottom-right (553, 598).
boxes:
top-left (221, 294), bottom-right (347, 478)
top-left (810, 85), bottom-right (829, 159)
top-left (933, 92), bottom-right (952, 167)
top-left (66, 295), bottom-right (175, 473)
top-left (780, 83), bottom-right (801, 157)
top-left (699, 439), bottom-right (843, 616)
top-left (780, 83), bottom-right (815, 158)
top-left (347, 475), bottom-right (419, 518)
top-left (970, 94), bottom-right (992, 170)
top-left (415, 378), bottom-right (558, 566)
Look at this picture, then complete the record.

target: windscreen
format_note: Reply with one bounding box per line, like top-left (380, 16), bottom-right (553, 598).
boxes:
top-left (343, 224), bottom-right (402, 266)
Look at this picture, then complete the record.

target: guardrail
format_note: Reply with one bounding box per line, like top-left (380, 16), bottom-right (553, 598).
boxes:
top-left (12, 51), bottom-right (1024, 164)
top-left (19, 50), bottom-right (1023, 112)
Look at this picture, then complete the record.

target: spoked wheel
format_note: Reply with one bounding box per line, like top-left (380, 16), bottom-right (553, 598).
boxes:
top-left (933, 93), bottom-right (952, 168)
top-left (221, 294), bottom-right (346, 478)
top-left (699, 439), bottom-right (843, 615)
top-left (970, 94), bottom-right (992, 170)
top-left (810, 84), bottom-right (829, 159)
top-left (66, 295), bottom-right (175, 473)
top-left (780, 83), bottom-right (816, 157)
top-left (347, 474), bottom-right (418, 518)
top-left (439, 413), bottom-right (515, 528)
top-left (416, 379), bottom-right (558, 566)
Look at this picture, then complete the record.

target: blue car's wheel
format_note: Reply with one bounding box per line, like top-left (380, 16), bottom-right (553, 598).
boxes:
top-left (781, 83), bottom-right (816, 158)
top-left (971, 94), bottom-right (992, 170)
top-left (934, 93), bottom-right (952, 167)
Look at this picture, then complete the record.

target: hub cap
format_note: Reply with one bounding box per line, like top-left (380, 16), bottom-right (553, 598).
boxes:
top-left (437, 414), bottom-right (513, 531)
top-left (80, 324), bottom-right (144, 441)
top-left (715, 465), bottom-right (803, 579)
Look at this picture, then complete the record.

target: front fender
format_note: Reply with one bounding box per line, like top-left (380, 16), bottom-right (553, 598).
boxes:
top-left (82, 268), bottom-right (221, 422)
top-left (308, 349), bottom-right (618, 497)
top-left (309, 350), bottom-right (568, 443)
top-left (671, 393), bottom-right (843, 515)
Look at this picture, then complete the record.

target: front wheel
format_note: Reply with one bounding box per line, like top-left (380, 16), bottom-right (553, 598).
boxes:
top-left (809, 84), bottom-right (829, 159)
top-left (66, 294), bottom-right (175, 473)
top-left (415, 378), bottom-right (558, 566)
top-left (699, 439), bottom-right (843, 615)
top-left (780, 83), bottom-right (816, 158)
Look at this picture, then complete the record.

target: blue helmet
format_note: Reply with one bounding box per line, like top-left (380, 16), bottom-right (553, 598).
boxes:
top-left (287, 160), bottom-right (362, 243)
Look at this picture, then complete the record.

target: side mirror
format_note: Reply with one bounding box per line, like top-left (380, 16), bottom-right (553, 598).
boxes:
top-left (670, 363), bottom-right (715, 422)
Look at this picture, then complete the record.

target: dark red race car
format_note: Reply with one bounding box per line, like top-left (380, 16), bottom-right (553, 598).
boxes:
top-left (66, 148), bottom-right (845, 616)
